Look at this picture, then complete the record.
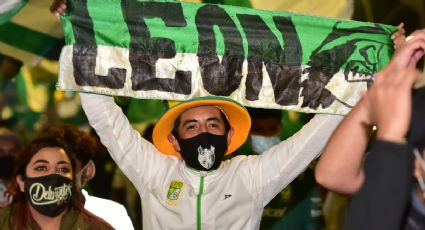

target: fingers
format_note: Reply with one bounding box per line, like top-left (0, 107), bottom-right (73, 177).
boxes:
top-left (393, 68), bottom-right (422, 92)
top-left (392, 22), bottom-right (406, 50)
top-left (393, 36), bottom-right (406, 51)
top-left (407, 49), bottom-right (425, 69)
top-left (391, 22), bottom-right (405, 40)
top-left (50, 0), bottom-right (67, 19)
top-left (389, 30), bottom-right (425, 70)
top-left (366, 68), bottom-right (421, 141)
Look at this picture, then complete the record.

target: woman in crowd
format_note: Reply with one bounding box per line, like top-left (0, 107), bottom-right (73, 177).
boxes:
top-left (0, 136), bottom-right (114, 230)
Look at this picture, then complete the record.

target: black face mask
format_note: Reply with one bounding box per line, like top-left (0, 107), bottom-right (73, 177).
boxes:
top-left (0, 156), bottom-right (15, 178)
top-left (24, 174), bottom-right (73, 217)
top-left (177, 132), bottom-right (227, 171)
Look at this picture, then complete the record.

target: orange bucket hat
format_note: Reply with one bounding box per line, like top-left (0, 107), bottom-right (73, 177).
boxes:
top-left (152, 96), bottom-right (251, 158)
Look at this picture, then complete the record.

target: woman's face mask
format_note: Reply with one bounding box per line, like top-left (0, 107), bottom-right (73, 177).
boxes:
top-left (24, 173), bottom-right (73, 217)
top-left (250, 134), bottom-right (281, 154)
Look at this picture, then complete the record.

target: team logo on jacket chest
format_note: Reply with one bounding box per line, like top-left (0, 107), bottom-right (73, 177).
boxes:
top-left (166, 180), bottom-right (184, 206)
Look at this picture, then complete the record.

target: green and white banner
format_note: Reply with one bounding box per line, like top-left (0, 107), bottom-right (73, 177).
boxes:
top-left (58, 0), bottom-right (396, 114)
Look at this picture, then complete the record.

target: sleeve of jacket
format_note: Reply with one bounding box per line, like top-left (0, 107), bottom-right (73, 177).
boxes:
top-left (249, 114), bottom-right (344, 206)
top-left (79, 93), bottom-right (174, 194)
top-left (343, 140), bottom-right (414, 230)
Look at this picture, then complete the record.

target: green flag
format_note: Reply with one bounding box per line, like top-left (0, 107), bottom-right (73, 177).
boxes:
top-left (57, 0), bottom-right (396, 115)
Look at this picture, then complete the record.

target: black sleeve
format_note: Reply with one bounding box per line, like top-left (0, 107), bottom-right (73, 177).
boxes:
top-left (343, 140), bottom-right (415, 230)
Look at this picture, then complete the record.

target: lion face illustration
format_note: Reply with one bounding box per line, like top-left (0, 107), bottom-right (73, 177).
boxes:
top-left (197, 145), bottom-right (215, 169)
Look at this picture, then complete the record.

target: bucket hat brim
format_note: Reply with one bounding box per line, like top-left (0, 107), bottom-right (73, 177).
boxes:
top-left (152, 96), bottom-right (251, 158)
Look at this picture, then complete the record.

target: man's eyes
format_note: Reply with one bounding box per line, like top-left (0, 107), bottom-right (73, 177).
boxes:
top-left (183, 121), bottom-right (223, 131)
top-left (186, 124), bottom-right (197, 130)
top-left (209, 123), bottom-right (220, 128)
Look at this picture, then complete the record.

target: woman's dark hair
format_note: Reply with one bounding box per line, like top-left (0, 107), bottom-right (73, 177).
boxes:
top-left (408, 87), bottom-right (425, 152)
top-left (39, 125), bottom-right (97, 166)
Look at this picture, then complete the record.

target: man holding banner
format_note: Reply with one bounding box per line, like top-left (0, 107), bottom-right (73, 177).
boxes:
top-left (50, 0), bottom-right (400, 229)
top-left (77, 92), bottom-right (342, 230)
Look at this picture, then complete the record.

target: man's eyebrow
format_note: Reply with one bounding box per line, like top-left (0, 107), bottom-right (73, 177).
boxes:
top-left (181, 116), bottom-right (222, 127)
top-left (182, 119), bottom-right (198, 127)
top-left (206, 117), bottom-right (221, 122)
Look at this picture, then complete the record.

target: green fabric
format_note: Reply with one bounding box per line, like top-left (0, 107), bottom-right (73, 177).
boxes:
top-left (197, 176), bottom-right (205, 230)
top-left (126, 99), bottom-right (163, 123)
top-left (0, 22), bottom-right (61, 56)
top-left (281, 111), bottom-right (313, 140)
top-left (202, 0), bottom-right (251, 8)
top-left (62, 0), bottom-right (395, 69)
top-left (58, 0), bottom-right (396, 115)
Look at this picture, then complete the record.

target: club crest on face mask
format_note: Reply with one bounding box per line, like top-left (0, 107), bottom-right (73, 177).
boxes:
top-left (24, 174), bottom-right (73, 217)
top-left (197, 145), bottom-right (215, 169)
top-left (178, 132), bottom-right (227, 171)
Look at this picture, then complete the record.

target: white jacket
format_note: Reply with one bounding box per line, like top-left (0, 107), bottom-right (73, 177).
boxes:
top-left (82, 189), bottom-right (134, 230)
top-left (80, 93), bottom-right (342, 230)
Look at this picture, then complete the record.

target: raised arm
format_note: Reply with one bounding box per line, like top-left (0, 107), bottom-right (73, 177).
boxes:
top-left (79, 93), bottom-right (171, 193)
top-left (315, 28), bottom-right (425, 194)
top-left (314, 96), bottom-right (371, 194)
top-left (251, 113), bottom-right (344, 205)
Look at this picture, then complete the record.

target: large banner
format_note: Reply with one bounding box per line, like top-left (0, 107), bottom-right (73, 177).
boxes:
top-left (58, 0), bottom-right (396, 115)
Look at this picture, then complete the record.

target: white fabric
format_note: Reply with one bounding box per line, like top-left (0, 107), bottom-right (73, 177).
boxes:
top-left (0, 0), bottom-right (21, 14)
top-left (80, 93), bottom-right (343, 230)
top-left (82, 189), bottom-right (134, 230)
top-left (59, 45), bottom-right (368, 115)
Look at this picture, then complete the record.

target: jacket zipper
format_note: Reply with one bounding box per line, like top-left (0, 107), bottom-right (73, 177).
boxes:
top-left (197, 175), bottom-right (205, 230)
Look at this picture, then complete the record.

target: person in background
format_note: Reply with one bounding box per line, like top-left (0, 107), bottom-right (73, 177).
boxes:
top-left (87, 129), bottom-right (117, 200)
top-left (0, 127), bottom-right (21, 208)
top-left (318, 22), bottom-right (408, 230)
top-left (39, 124), bottom-right (135, 230)
top-left (0, 55), bottom-right (22, 114)
top-left (248, 108), bottom-right (325, 230)
top-left (0, 135), bottom-right (114, 229)
top-left (315, 28), bottom-right (425, 229)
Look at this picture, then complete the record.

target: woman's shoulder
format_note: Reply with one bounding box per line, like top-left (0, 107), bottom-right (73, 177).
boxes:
top-left (62, 207), bottom-right (115, 230)
top-left (0, 205), bottom-right (13, 229)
